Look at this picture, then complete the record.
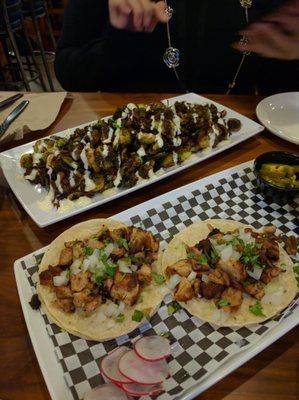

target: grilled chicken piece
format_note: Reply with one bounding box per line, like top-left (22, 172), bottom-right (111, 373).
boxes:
top-left (259, 241), bottom-right (279, 267)
top-left (284, 235), bottom-right (297, 256)
top-left (208, 269), bottom-right (230, 287)
top-left (110, 270), bottom-right (140, 306)
top-left (109, 228), bottom-right (129, 242)
top-left (39, 265), bottom-right (62, 286)
top-left (54, 298), bottom-right (75, 313)
top-left (129, 228), bottom-right (159, 253)
top-left (217, 259), bottom-right (247, 282)
top-left (166, 259), bottom-right (194, 278)
top-left (201, 281), bottom-right (224, 300)
top-left (221, 287), bottom-right (243, 312)
top-left (174, 277), bottom-right (195, 302)
top-left (261, 267), bottom-right (281, 284)
top-left (70, 271), bottom-right (91, 292)
top-left (137, 264), bottom-right (152, 285)
top-left (244, 282), bottom-right (265, 300)
top-left (59, 247), bottom-right (73, 266)
top-left (110, 246), bottom-right (127, 259)
top-left (104, 277), bottom-right (114, 292)
top-left (72, 241), bottom-right (85, 260)
top-left (73, 289), bottom-right (100, 313)
top-left (54, 285), bottom-right (73, 299)
top-left (85, 238), bottom-right (105, 250)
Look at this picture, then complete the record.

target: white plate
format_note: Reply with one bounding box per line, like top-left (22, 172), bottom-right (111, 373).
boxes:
top-left (0, 93), bottom-right (264, 227)
top-left (256, 92), bottom-right (299, 145)
top-left (14, 161), bottom-right (298, 400)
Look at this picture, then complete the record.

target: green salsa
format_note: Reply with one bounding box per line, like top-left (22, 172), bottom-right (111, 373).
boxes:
top-left (260, 163), bottom-right (299, 189)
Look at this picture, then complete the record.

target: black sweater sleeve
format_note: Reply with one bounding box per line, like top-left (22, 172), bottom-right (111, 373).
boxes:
top-left (54, 0), bottom-right (121, 91)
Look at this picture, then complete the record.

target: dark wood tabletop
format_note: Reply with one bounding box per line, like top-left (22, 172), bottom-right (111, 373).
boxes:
top-left (0, 92), bottom-right (298, 400)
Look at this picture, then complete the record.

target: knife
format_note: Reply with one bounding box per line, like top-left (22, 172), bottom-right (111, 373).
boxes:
top-left (0, 93), bottom-right (23, 110)
top-left (0, 100), bottom-right (29, 138)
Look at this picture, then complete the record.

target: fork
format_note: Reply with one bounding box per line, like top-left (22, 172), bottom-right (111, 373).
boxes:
top-left (0, 100), bottom-right (29, 138)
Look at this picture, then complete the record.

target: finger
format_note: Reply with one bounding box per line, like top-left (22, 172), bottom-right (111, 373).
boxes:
top-left (139, 0), bottom-right (155, 30)
top-left (126, 0), bottom-right (144, 31)
top-left (236, 23), bottom-right (299, 59)
top-left (154, 1), bottom-right (169, 23)
top-left (109, 0), bottom-right (131, 29)
top-left (261, 14), bottom-right (299, 39)
top-left (145, 15), bottom-right (159, 32)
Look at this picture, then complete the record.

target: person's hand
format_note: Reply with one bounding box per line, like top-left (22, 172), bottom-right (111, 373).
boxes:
top-left (233, 0), bottom-right (299, 60)
top-left (109, 0), bottom-right (169, 32)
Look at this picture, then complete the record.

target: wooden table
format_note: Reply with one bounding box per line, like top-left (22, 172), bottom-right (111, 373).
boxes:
top-left (0, 93), bottom-right (298, 400)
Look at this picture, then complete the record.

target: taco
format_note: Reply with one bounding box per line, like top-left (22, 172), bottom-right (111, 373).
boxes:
top-left (37, 219), bottom-right (167, 341)
top-left (161, 219), bottom-right (297, 326)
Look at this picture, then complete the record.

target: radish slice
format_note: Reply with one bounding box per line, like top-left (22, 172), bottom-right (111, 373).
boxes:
top-left (134, 336), bottom-right (171, 361)
top-left (122, 383), bottom-right (163, 397)
top-left (101, 347), bottom-right (133, 384)
top-left (84, 383), bottom-right (128, 400)
top-left (119, 350), bottom-right (169, 385)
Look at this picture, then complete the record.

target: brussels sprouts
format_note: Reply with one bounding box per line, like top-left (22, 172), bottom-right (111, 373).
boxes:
top-left (178, 150), bottom-right (192, 163)
top-left (56, 137), bottom-right (68, 149)
top-left (138, 132), bottom-right (156, 145)
top-left (20, 153), bottom-right (33, 169)
top-left (161, 154), bottom-right (175, 168)
top-left (119, 130), bottom-right (131, 145)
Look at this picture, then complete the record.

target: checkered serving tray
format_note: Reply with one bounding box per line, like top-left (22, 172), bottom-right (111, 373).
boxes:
top-left (14, 160), bottom-right (299, 400)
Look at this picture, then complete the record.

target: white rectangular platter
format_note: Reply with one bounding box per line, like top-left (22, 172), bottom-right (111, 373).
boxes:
top-left (1, 93), bottom-right (264, 227)
top-left (14, 161), bottom-right (298, 400)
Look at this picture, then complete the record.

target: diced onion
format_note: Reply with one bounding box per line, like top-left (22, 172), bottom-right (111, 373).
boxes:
top-left (220, 245), bottom-right (233, 261)
top-left (231, 250), bottom-right (241, 260)
top-left (53, 271), bottom-right (69, 286)
top-left (119, 301), bottom-right (125, 313)
top-left (223, 234), bottom-right (234, 242)
top-left (201, 274), bottom-right (209, 283)
top-left (187, 271), bottom-right (197, 281)
top-left (70, 259), bottom-right (81, 275)
top-left (168, 274), bottom-right (181, 290)
top-left (82, 258), bottom-right (90, 272)
top-left (130, 264), bottom-right (138, 272)
top-left (104, 243), bottom-right (114, 257)
top-left (105, 302), bottom-right (119, 317)
top-left (119, 264), bottom-right (132, 274)
top-left (247, 266), bottom-right (263, 281)
top-left (239, 229), bottom-right (255, 244)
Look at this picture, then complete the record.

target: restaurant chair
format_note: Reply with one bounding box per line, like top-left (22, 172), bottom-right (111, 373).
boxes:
top-left (0, 0), bottom-right (47, 91)
top-left (22, 0), bottom-right (56, 91)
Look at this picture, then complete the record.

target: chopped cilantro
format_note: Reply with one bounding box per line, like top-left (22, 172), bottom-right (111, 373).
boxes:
top-left (112, 120), bottom-right (122, 129)
top-left (167, 301), bottom-right (182, 315)
top-left (249, 301), bottom-right (266, 317)
top-left (103, 260), bottom-right (117, 277)
top-left (104, 239), bottom-right (111, 245)
top-left (91, 234), bottom-right (98, 239)
top-left (293, 264), bottom-right (299, 287)
top-left (198, 254), bottom-right (208, 264)
top-left (241, 243), bottom-right (261, 269)
top-left (152, 272), bottom-right (166, 285)
top-left (117, 238), bottom-right (129, 251)
top-left (84, 246), bottom-right (94, 256)
top-left (218, 299), bottom-right (229, 307)
top-left (187, 251), bottom-right (196, 259)
top-left (132, 310), bottom-right (144, 322)
top-left (210, 248), bottom-right (220, 263)
top-left (94, 270), bottom-right (105, 286)
top-left (115, 314), bottom-right (125, 323)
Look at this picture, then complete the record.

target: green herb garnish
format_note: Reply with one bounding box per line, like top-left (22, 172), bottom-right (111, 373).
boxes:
top-left (249, 301), bottom-right (266, 317)
top-left (167, 301), bottom-right (182, 315)
top-left (103, 260), bottom-right (117, 277)
top-left (152, 272), bottom-right (166, 285)
top-left (84, 246), bottom-right (94, 256)
top-left (187, 252), bottom-right (196, 259)
top-left (198, 254), bottom-right (208, 264)
top-left (115, 314), bottom-right (125, 323)
top-left (117, 238), bottom-right (129, 251)
top-left (293, 264), bottom-right (299, 287)
top-left (218, 299), bottom-right (229, 307)
top-left (132, 310), bottom-right (144, 322)
top-left (241, 243), bottom-right (261, 269)
top-left (112, 120), bottom-right (122, 129)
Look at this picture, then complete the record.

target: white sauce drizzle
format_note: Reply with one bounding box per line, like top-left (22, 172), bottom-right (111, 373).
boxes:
top-left (55, 174), bottom-right (64, 193)
top-left (103, 127), bottom-right (114, 144)
top-left (80, 143), bottom-right (90, 170)
top-left (137, 146), bottom-right (146, 157)
top-left (84, 172), bottom-right (96, 191)
top-left (25, 169), bottom-right (38, 181)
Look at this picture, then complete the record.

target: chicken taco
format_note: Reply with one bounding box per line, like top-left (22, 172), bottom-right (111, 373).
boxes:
top-left (37, 219), bottom-right (167, 341)
top-left (161, 219), bottom-right (297, 326)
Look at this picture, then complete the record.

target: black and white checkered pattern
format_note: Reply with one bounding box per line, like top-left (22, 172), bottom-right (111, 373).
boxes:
top-left (20, 166), bottom-right (298, 400)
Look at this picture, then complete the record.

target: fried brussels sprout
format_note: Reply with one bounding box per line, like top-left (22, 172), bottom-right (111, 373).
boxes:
top-left (178, 150), bottom-right (192, 163)
top-left (138, 132), bottom-right (156, 145)
top-left (227, 118), bottom-right (241, 132)
top-left (20, 153), bottom-right (33, 169)
top-left (56, 137), bottom-right (68, 149)
top-left (86, 148), bottom-right (100, 172)
top-left (161, 154), bottom-right (175, 168)
top-left (198, 133), bottom-right (210, 149)
top-left (119, 129), bottom-right (132, 145)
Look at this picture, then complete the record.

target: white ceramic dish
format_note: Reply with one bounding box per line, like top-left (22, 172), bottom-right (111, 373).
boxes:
top-left (14, 161), bottom-right (298, 400)
top-left (0, 93), bottom-right (264, 227)
top-left (256, 92), bottom-right (299, 145)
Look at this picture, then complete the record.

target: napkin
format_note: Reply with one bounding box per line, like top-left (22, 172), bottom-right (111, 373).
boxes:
top-left (0, 91), bottom-right (66, 144)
